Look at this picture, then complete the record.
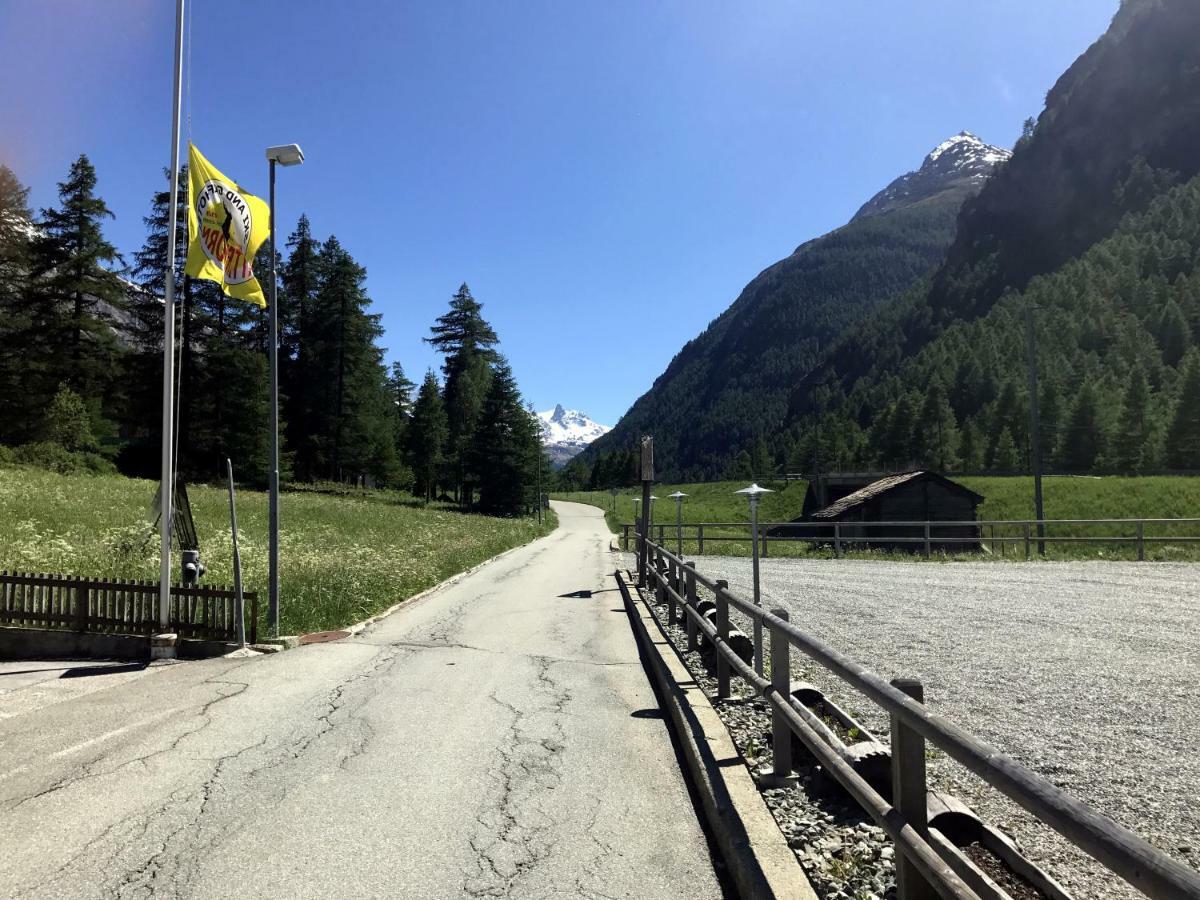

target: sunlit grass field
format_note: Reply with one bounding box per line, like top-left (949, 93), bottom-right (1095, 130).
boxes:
top-left (0, 466), bottom-right (556, 635)
top-left (554, 475), bottom-right (1200, 561)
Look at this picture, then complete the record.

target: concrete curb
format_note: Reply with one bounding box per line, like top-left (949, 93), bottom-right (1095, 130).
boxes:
top-left (616, 570), bottom-right (817, 900)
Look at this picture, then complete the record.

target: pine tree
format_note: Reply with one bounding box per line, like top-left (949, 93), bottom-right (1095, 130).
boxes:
top-left (281, 214), bottom-right (321, 463)
top-left (1112, 367), bottom-right (1156, 473)
top-left (469, 360), bottom-right (537, 515)
top-left (1038, 382), bottom-right (1063, 471)
top-left (991, 427), bottom-right (1021, 471)
top-left (300, 237), bottom-right (397, 483)
top-left (425, 283), bottom-right (499, 501)
top-left (28, 155), bottom-right (127, 449)
top-left (0, 165), bottom-right (34, 445)
top-left (958, 419), bottom-right (985, 471)
top-left (408, 369), bottom-right (447, 501)
top-left (880, 394), bottom-right (917, 467)
top-left (1156, 298), bottom-right (1192, 367)
top-left (1061, 382), bottom-right (1107, 471)
top-left (913, 383), bottom-right (960, 470)
top-left (1166, 350), bottom-right (1200, 469)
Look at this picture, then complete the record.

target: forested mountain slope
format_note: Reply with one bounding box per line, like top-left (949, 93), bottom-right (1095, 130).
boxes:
top-left (581, 134), bottom-right (1009, 482)
top-left (782, 0), bottom-right (1200, 476)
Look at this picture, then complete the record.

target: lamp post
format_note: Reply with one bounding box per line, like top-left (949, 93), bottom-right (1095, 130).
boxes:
top-left (264, 143), bottom-right (305, 637)
top-left (736, 483), bottom-right (774, 676)
top-left (668, 491), bottom-right (687, 557)
top-left (648, 495), bottom-right (659, 545)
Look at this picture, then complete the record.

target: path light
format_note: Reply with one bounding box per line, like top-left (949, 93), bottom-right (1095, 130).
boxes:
top-left (735, 483), bottom-right (774, 676)
top-left (648, 495), bottom-right (659, 539)
top-left (667, 491), bottom-right (688, 557)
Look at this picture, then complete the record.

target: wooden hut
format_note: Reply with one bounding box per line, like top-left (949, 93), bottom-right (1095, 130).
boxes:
top-left (772, 471), bottom-right (984, 553)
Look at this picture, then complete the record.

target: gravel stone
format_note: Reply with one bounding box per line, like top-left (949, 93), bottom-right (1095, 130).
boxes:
top-left (664, 555), bottom-right (1200, 900)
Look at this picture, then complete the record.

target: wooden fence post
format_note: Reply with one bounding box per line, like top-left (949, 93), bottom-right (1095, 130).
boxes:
top-left (762, 528), bottom-right (769, 559)
top-left (716, 581), bottom-right (731, 700)
top-left (667, 557), bottom-right (678, 625)
top-left (1137, 521), bottom-right (1145, 562)
top-left (1024, 523), bottom-right (1032, 561)
top-left (685, 562), bottom-right (698, 652)
top-left (923, 522), bottom-right (931, 559)
top-left (697, 524), bottom-right (705, 556)
top-left (73, 575), bottom-right (86, 632)
top-left (834, 523), bottom-right (842, 559)
top-left (770, 609), bottom-right (792, 778)
top-left (891, 678), bottom-right (936, 900)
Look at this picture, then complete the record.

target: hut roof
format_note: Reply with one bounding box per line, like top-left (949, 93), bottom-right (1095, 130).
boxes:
top-left (809, 471), bottom-right (983, 520)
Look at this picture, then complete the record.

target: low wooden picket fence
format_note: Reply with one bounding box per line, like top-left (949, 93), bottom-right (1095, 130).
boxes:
top-left (0, 571), bottom-right (257, 644)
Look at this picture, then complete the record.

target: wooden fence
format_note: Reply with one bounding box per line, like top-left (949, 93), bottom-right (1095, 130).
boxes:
top-left (621, 517), bottom-right (1200, 560)
top-left (0, 571), bottom-right (257, 643)
top-left (630, 534), bottom-right (1200, 899)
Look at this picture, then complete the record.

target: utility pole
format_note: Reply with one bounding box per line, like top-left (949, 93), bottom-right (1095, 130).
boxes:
top-left (1025, 305), bottom-right (1046, 555)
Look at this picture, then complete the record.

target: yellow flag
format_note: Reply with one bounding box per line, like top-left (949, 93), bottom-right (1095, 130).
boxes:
top-left (185, 143), bottom-right (271, 307)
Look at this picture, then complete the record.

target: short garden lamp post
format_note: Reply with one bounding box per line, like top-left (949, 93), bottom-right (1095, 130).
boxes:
top-left (667, 491), bottom-right (688, 557)
top-left (736, 483), bottom-right (774, 676)
top-left (648, 495), bottom-right (659, 543)
top-left (633, 497), bottom-right (642, 536)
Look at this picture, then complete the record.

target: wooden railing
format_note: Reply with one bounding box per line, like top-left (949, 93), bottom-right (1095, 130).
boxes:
top-left (0, 571), bottom-right (257, 644)
top-left (620, 517), bottom-right (1200, 560)
top-left (629, 534), bottom-right (1200, 899)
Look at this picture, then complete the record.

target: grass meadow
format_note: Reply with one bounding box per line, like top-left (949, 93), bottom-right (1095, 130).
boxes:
top-left (0, 466), bottom-right (556, 635)
top-left (553, 475), bottom-right (1200, 561)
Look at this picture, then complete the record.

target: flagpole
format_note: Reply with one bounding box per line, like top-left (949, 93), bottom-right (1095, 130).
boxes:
top-left (159, 0), bottom-right (186, 631)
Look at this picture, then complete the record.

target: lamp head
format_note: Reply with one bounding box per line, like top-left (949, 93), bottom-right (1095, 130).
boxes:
top-left (266, 144), bottom-right (305, 166)
top-left (667, 491), bottom-right (687, 500)
top-left (735, 483), bottom-right (774, 503)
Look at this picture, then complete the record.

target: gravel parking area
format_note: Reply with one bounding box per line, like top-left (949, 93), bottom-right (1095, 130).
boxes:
top-left (687, 556), bottom-right (1200, 898)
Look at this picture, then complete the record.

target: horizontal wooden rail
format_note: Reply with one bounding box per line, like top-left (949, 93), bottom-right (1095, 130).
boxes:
top-left (0, 571), bottom-right (256, 643)
top-left (637, 535), bottom-right (1200, 900)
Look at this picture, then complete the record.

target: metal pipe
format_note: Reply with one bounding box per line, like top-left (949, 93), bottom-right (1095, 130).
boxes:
top-left (267, 158), bottom-right (280, 637)
top-left (158, 0), bottom-right (186, 629)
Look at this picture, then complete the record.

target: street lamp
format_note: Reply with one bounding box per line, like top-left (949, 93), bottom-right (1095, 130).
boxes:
top-left (667, 491), bottom-right (687, 557)
top-left (736, 483), bottom-right (774, 676)
top-left (265, 143), bottom-right (304, 637)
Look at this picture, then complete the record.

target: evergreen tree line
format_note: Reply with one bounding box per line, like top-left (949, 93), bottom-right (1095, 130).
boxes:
top-left (0, 156), bottom-right (546, 515)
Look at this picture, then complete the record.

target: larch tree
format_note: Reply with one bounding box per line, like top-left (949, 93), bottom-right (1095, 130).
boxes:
top-left (28, 155), bottom-right (127, 449)
top-left (408, 369), bottom-right (448, 502)
top-left (0, 165), bottom-right (35, 444)
top-left (425, 283), bottom-right (499, 503)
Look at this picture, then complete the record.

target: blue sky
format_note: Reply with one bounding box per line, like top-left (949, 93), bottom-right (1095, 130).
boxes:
top-left (1, 1), bottom-right (1117, 425)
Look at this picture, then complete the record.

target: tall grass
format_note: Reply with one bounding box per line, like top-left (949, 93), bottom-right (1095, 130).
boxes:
top-left (554, 475), bottom-right (1200, 561)
top-left (0, 466), bottom-right (556, 635)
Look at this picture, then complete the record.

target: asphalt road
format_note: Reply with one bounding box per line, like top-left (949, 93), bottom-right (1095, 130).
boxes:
top-left (1, 501), bottom-right (726, 900)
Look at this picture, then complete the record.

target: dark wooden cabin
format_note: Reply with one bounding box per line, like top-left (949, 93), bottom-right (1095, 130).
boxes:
top-left (771, 471), bottom-right (984, 553)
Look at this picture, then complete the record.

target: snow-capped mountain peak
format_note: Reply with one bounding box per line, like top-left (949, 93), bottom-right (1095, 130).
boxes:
top-left (537, 405), bottom-right (611, 466)
top-left (853, 131), bottom-right (1012, 220)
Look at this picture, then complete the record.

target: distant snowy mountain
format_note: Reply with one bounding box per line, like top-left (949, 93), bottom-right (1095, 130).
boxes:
top-left (853, 131), bottom-right (1011, 220)
top-left (538, 404), bottom-right (611, 467)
